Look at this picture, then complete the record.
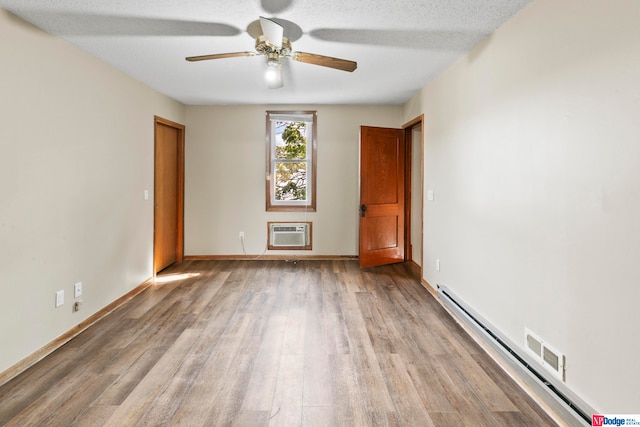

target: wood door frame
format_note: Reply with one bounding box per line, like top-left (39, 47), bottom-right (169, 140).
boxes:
top-left (402, 115), bottom-right (425, 271)
top-left (153, 116), bottom-right (185, 274)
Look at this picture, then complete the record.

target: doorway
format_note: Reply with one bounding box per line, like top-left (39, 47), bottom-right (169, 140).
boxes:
top-left (358, 116), bottom-right (424, 270)
top-left (404, 116), bottom-right (424, 270)
top-left (154, 116), bottom-right (185, 273)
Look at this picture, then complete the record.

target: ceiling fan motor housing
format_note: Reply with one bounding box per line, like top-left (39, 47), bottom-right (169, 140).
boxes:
top-left (256, 35), bottom-right (292, 57)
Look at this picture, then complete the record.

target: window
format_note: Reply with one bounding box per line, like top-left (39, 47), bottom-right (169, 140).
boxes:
top-left (266, 111), bottom-right (317, 211)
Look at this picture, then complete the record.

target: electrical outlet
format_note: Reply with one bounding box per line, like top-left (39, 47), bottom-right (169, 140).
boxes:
top-left (74, 282), bottom-right (82, 298)
top-left (436, 259), bottom-right (441, 272)
top-left (74, 300), bottom-right (83, 312)
top-left (239, 231), bottom-right (245, 239)
top-left (55, 290), bottom-right (64, 307)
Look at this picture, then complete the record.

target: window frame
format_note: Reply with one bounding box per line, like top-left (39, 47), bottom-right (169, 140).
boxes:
top-left (265, 110), bottom-right (317, 212)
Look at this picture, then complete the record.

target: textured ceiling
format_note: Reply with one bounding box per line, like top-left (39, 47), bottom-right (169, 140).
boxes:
top-left (1, 0), bottom-right (532, 105)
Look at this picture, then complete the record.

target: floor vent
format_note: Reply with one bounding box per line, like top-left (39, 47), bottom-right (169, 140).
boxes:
top-left (267, 222), bottom-right (312, 250)
top-left (437, 285), bottom-right (592, 426)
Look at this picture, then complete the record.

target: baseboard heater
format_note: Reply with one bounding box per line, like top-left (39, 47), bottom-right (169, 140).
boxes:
top-left (437, 284), bottom-right (593, 427)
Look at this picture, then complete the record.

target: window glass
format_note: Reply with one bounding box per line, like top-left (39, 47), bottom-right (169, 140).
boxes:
top-left (266, 111), bottom-right (316, 211)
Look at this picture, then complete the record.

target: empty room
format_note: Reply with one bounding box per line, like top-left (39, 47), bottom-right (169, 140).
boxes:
top-left (1, 0), bottom-right (638, 426)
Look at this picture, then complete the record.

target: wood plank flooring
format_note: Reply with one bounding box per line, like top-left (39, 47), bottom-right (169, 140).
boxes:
top-left (0, 260), bottom-right (559, 426)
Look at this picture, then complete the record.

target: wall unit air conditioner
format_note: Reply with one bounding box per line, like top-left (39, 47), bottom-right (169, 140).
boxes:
top-left (268, 222), bottom-right (312, 250)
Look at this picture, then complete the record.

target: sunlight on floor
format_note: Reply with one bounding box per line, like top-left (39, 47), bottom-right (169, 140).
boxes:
top-left (153, 272), bottom-right (201, 284)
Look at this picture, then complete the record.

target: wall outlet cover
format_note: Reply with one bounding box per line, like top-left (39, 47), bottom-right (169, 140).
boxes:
top-left (74, 282), bottom-right (82, 298)
top-left (55, 290), bottom-right (64, 307)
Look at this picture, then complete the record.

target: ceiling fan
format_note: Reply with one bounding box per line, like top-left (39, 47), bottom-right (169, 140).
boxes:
top-left (186, 17), bottom-right (357, 89)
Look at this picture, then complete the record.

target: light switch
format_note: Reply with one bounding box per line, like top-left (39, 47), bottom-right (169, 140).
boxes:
top-left (427, 190), bottom-right (434, 201)
top-left (55, 290), bottom-right (64, 307)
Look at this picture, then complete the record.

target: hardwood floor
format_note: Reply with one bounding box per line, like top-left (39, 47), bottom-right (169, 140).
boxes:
top-left (0, 260), bottom-right (559, 426)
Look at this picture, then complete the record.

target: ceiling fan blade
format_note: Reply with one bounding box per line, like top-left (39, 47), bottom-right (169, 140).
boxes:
top-left (247, 18), bottom-right (303, 42)
top-left (292, 52), bottom-right (357, 72)
top-left (259, 16), bottom-right (283, 48)
top-left (186, 52), bottom-right (256, 62)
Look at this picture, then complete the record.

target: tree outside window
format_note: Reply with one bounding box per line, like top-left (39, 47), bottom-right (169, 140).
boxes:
top-left (266, 111), bottom-right (317, 211)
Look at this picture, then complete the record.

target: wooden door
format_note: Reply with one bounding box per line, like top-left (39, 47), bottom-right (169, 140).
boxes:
top-left (154, 117), bottom-right (184, 273)
top-left (359, 126), bottom-right (405, 268)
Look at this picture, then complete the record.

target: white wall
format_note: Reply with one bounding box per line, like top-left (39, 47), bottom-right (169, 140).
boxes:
top-left (0, 10), bottom-right (185, 374)
top-left (404, 0), bottom-right (640, 413)
top-left (184, 105), bottom-right (403, 256)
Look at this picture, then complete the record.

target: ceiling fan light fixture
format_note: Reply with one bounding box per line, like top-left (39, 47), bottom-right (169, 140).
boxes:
top-left (265, 52), bottom-right (281, 68)
top-left (264, 54), bottom-right (283, 88)
top-left (264, 66), bottom-right (283, 88)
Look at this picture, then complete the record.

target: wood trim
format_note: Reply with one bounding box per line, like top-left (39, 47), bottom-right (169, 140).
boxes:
top-left (402, 115), bottom-right (425, 275)
top-left (153, 116), bottom-right (185, 270)
top-left (402, 115), bottom-right (424, 129)
top-left (0, 278), bottom-right (155, 387)
top-left (420, 277), bottom-right (438, 297)
top-left (404, 126), bottom-right (413, 262)
top-left (418, 118), bottom-right (425, 273)
top-left (265, 111), bottom-right (272, 210)
top-left (154, 115), bottom-right (185, 131)
top-left (265, 110), bottom-right (317, 212)
top-left (407, 258), bottom-right (421, 272)
top-left (185, 255), bottom-right (358, 261)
